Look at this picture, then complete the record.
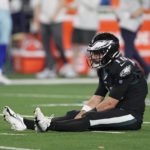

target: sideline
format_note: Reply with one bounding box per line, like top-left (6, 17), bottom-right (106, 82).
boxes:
top-left (8, 78), bottom-right (98, 85)
top-left (3, 77), bottom-right (150, 85)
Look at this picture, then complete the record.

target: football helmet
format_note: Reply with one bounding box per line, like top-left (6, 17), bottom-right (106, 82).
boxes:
top-left (87, 32), bottom-right (120, 68)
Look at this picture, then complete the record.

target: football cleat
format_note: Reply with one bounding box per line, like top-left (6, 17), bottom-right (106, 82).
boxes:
top-left (59, 64), bottom-right (78, 78)
top-left (36, 68), bottom-right (57, 79)
top-left (0, 74), bottom-right (11, 85)
top-left (34, 107), bottom-right (54, 132)
top-left (3, 106), bottom-right (27, 131)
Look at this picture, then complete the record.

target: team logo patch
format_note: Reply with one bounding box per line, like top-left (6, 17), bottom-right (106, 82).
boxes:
top-left (120, 65), bottom-right (131, 77)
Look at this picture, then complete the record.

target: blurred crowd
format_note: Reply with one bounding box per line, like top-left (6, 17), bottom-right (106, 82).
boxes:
top-left (0, 0), bottom-right (150, 84)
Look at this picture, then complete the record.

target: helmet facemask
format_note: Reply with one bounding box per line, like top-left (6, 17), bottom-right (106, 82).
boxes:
top-left (87, 50), bottom-right (107, 69)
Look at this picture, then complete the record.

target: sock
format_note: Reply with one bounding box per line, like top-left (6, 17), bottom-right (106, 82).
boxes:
top-left (0, 44), bottom-right (7, 69)
top-left (23, 118), bottom-right (35, 130)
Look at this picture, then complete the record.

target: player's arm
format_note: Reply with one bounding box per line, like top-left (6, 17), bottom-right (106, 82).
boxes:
top-left (75, 71), bottom-right (108, 119)
top-left (96, 96), bottom-right (119, 112)
top-left (130, 7), bottom-right (145, 18)
top-left (74, 95), bottom-right (104, 119)
top-left (30, 0), bottom-right (41, 31)
top-left (130, 0), bottom-right (150, 18)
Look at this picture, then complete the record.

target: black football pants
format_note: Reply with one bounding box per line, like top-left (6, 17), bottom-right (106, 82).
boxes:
top-left (47, 109), bottom-right (141, 131)
top-left (24, 109), bottom-right (141, 131)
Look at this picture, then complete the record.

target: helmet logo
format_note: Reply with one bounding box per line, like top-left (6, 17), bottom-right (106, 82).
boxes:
top-left (88, 40), bottom-right (113, 51)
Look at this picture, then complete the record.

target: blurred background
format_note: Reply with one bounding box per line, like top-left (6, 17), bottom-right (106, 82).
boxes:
top-left (0, 0), bottom-right (150, 83)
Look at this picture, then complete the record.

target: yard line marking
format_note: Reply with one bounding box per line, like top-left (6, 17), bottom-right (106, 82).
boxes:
top-left (143, 122), bottom-right (150, 124)
top-left (92, 131), bottom-right (125, 134)
top-left (0, 114), bottom-right (33, 118)
top-left (36, 103), bottom-right (83, 107)
top-left (0, 146), bottom-right (40, 150)
top-left (145, 99), bottom-right (150, 106)
top-left (0, 133), bottom-right (25, 136)
top-left (98, 146), bottom-right (105, 149)
top-left (0, 93), bottom-right (88, 99)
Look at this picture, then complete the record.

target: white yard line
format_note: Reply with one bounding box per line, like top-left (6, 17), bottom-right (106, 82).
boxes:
top-left (35, 103), bottom-right (83, 107)
top-left (92, 131), bottom-right (125, 134)
top-left (0, 133), bottom-right (25, 136)
top-left (0, 114), bottom-right (33, 118)
top-left (145, 99), bottom-right (150, 106)
top-left (0, 93), bottom-right (88, 99)
top-left (143, 122), bottom-right (150, 124)
top-left (0, 146), bottom-right (40, 150)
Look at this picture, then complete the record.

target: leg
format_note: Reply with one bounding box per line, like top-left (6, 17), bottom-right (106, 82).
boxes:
top-left (24, 110), bottom-right (79, 130)
top-left (34, 108), bottom-right (82, 132)
top-left (121, 28), bottom-right (150, 75)
top-left (52, 110), bottom-right (79, 122)
top-left (0, 45), bottom-right (7, 70)
top-left (23, 118), bottom-right (35, 130)
top-left (86, 109), bottom-right (141, 130)
top-left (41, 24), bottom-right (55, 70)
top-left (51, 23), bottom-right (68, 64)
top-left (120, 28), bottom-right (135, 58)
top-left (0, 11), bottom-right (12, 84)
top-left (0, 11), bottom-right (12, 69)
top-left (35, 107), bottom-right (140, 132)
top-left (48, 117), bottom-right (90, 132)
top-left (47, 109), bottom-right (140, 132)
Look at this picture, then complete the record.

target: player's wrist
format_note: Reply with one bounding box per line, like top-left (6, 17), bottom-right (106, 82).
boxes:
top-left (81, 105), bottom-right (92, 112)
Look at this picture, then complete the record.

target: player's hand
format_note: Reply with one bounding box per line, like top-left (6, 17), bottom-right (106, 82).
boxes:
top-left (74, 110), bottom-right (86, 119)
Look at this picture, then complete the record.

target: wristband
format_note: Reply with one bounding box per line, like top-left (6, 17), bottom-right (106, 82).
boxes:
top-left (81, 105), bottom-right (92, 112)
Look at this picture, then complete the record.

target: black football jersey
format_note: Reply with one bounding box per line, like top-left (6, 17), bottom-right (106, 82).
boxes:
top-left (95, 56), bottom-right (148, 119)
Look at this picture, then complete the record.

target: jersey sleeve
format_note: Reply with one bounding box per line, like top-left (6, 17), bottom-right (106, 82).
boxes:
top-left (94, 77), bottom-right (108, 97)
top-left (109, 63), bottom-right (133, 100)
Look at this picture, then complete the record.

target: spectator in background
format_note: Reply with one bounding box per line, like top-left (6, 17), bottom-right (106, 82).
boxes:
top-left (100, 0), bottom-right (110, 5)
top-left (31, 0), bottom-right (76, 79)
top-left (10, 0), bottom-right (33, 34)
top-left (71, 0), bottom-right (100, 77)
top-left (116, 0), bottom-right (150, 79)
top-left (0, 0), bottom-right (12, 85)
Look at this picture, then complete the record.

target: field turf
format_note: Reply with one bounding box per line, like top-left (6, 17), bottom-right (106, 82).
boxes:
top-left (0, 83), bottom-right (150, 150)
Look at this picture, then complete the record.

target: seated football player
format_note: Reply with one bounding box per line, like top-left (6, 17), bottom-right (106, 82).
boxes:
top-left (3, 32), bottom-right (148, 132)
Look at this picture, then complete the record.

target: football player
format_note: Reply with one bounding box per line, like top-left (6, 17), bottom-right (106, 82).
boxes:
top-left (3, 32), bottom-right (148, 132)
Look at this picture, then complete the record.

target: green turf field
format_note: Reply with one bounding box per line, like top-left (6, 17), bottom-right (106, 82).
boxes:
top-left (0, 83), bottom-right (150, 150)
